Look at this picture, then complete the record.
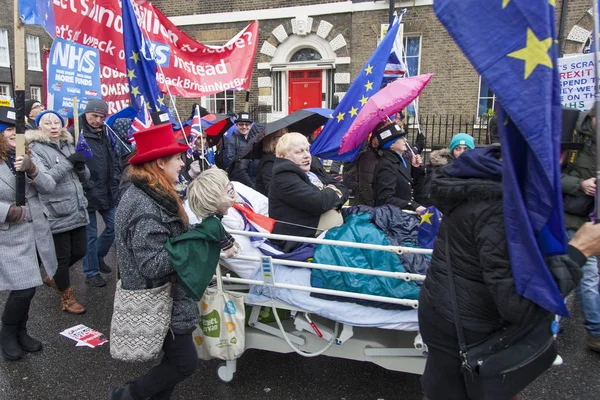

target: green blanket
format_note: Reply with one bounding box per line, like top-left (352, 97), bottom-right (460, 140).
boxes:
top-left (165, 216), bottom-right (225, 301)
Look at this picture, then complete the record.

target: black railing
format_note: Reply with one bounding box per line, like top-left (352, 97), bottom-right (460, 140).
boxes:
top-left (404, 114), bottom-right (495, 149)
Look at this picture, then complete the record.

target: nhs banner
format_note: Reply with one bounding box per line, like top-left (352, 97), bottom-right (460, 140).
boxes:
top-left (47, 38), bottom-right (102, 118)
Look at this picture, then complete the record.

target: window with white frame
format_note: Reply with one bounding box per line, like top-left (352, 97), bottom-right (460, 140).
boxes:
top-left (0, 29), bottom-right (9, 68)
top-left (403, 36), bottom-right (421, 77)
top-left (205, 90), bottom-right (235, 114)
top-left (26, 35), bottom-right (41, 71)
top-left (477, 76), bottom-right (496, 120)
top-left (0, 84), bottom-right (10, 97)
top-left (30, 86), bottom-right (41, 102)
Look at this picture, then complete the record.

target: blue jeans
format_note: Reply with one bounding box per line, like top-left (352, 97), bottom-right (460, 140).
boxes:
top-left (83, 208), bottom-right (116, 277)
top-left (568, 229), bottom-right (600, 337)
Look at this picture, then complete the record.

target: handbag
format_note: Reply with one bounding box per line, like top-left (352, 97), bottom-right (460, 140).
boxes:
top-left (193, 266), bottom-right (246, 361)
top-left (563, 193), bottom-right (594, 217)
top-left (445, 240), bottom-right (557, 399)
top-left (110, 278), bottom-right (173, 363)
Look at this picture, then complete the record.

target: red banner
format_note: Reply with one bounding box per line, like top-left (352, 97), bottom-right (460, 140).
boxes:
top-left (50, 0), bottom-right (258, 112)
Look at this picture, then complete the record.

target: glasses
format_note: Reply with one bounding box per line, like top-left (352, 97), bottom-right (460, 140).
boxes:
top-left (226, 183), bottom-right (235, 196)
top-left (32, 104), bottom-right (44, 110)
top-left (236, 123), bottom-right (251, 128)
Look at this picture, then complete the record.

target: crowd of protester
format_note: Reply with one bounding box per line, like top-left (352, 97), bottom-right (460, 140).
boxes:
top-left (1, 97), bottom-right (600, 400)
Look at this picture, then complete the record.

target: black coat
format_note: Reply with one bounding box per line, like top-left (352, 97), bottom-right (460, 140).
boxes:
top-left (355, 147), bottom-right (380, 207)
top-left (269, 158), bottom-right (348, 244)
top-left (254, 153), bottom-right (276, 196)
top-left (373, 149), bottom-right (421, 211)
top-left (420, 166), bottom-right (582, 334)
top-left (69, 115), bottom-right (121, 211)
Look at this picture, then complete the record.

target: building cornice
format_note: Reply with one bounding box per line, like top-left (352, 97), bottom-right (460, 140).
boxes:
top-left (169, 0), bottom-right (434, 26)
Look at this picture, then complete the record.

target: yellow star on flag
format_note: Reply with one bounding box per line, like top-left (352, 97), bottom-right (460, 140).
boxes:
top-left (420, 210), bottom-right (434, 225)
top-left (507, 28), bottom-right (553, 80)
top-left (157, 95), bottom-right (165, 107)
top-left (502, 0), bottom-right (510, 8)
top-left (359, 95), bottom-right (369, 107)
top-left (127, 69), bottom-right (137, 80)
top-left (349, 106), bottom-right (358, 117)
top-left (145, 102), bottom-right (152, 110)
top-left (364, 64), bottom-right (373, 75)
top-left (130, 51), bottom-right (140, 63)
top-left (548, 0), bottom-right (555, 6)
top-left (336, 112), bottom-right (345, 122)
top-left (155, 105), bottom-right (161, 112)
top-left (131, 86), bottom-right (140, 97)
top-left (364, 80), bottom-right (373, 91)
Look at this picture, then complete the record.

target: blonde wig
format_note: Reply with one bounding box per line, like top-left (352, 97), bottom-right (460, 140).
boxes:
top-left (187, 168), bottom-right (230, 218)
top-left (275, 132), bottom-right (309, 158)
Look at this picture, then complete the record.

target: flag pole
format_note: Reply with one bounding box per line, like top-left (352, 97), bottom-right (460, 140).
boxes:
top-left (13, 0), bottom-right (26, 206)
top-left (72, 96), bottom-right (79, 143)
top-left (593, 0), bottom-right (600, 223)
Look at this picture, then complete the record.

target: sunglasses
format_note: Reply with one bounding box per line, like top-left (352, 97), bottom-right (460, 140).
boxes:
top-left (226, 183), bottom-right (235, 196)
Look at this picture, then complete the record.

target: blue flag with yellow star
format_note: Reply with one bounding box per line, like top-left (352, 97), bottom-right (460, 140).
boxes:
top-left (435, 0), bottom-right (569, 316)
top-left (19, 0), bottom-right (55, 37)
top-left (122, 0), bottom-right (168, 114)
top-left (310, 20), bottom-right (400, 161)
top-left (417, 206), bottom-right (441, 250)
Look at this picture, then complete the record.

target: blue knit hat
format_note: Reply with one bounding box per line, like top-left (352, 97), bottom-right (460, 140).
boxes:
top-left (449, 133), bottom-right (475, 152)
top-left (35, 110), bottom-right (65, 128)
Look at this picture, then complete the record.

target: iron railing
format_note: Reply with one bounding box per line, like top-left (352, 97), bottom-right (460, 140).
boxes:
top-left (404, 114), bottom-right (496, 149)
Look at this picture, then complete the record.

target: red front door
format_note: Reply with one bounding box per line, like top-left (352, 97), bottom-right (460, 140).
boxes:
top-left (288, 70), bottom-right (322, 113)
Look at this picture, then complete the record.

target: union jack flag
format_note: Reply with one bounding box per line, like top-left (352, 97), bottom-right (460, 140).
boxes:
top-left (187, 105), bottom-right (202, 158)
top-left (128, 96), bottom-right (153, 143)
top-left (382, 11), bottom-right (408, 86)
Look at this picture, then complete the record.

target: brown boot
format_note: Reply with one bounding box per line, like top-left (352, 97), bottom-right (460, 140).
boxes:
top-left (60, 288), bottom-right (86, 315)
top-left (43, 275), bottom-right (58, 291)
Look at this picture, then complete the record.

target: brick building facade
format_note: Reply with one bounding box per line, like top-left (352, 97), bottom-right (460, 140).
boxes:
top-left (0, 0), bottom-right (50, 104)
top-left (152, 0), bottom-right (598, 130)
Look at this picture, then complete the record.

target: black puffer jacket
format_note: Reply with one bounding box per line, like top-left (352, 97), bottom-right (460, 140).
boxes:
top-left (69, 115), bottom-right (121, 211)
top-left (269, 158), bottom-right (348, 243)
top-left (355, 147), bottom-right (380, 207)
top-left (420, 148), bottom-right (582, 334)
top-left (415, 148), bottom-right (454, 205)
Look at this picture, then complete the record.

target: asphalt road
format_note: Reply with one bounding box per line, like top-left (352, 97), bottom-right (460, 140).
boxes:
top-left (1, 244), bottom-right (599, 400)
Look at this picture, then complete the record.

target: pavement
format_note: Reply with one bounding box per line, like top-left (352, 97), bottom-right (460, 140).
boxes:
top-left (1, 244), bottom-right (599, 400)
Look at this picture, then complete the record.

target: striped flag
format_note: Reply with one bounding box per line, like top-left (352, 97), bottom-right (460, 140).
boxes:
top-left (382, 11), bottom-right (408, 86)
top-left (128, 96), bottom-right (153, 143)
top-left (187, 106), bottom-right (202, 158)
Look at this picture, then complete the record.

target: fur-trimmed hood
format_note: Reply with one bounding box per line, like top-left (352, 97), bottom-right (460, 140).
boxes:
top-left (427, 148), bottom-right (453, 168)
top-left (25, 128), bottom-right (74, 147)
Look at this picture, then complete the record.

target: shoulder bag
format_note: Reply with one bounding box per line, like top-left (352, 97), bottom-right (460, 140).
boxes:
top-left (445, 239), bottom-right (557, 399)
top-left (110, 213), bottom-right (174, 362)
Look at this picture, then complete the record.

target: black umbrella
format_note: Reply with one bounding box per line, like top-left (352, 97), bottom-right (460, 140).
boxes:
top-left (239, 109), bottom-right (332, 159)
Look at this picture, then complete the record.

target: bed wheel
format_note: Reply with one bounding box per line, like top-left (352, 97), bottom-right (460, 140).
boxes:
top-left (217, 361), bottom-right (235, 383)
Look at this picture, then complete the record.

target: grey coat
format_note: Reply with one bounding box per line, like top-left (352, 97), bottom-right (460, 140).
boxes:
top-left (26, 129), bottom-right (90, 234)
top-left (0, 161), bottom-right (58, 291)
top-left (116, 183), bottom-right (199, 333)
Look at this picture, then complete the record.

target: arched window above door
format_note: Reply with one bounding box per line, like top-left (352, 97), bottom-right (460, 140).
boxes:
top-left (289, 48), bottom-right (322, 62)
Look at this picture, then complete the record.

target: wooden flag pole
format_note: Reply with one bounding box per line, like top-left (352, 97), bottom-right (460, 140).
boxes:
top-left (593, 0), bottom-right (600, 223)
top-left (72, 96), bottom-right (79, 144)
top-left (13, 0), bottom-right (26, 206)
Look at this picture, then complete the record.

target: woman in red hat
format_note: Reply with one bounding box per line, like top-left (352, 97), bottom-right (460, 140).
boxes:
top-left (110, 123), bottom-right (197, 400)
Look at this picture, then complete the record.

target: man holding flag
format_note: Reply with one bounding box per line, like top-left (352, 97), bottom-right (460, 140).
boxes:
top-left (70, 99), bottom-right (121, 287)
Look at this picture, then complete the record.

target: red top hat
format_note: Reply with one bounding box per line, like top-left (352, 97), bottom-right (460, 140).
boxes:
top-left (129, 124), bottom-right (189, 165)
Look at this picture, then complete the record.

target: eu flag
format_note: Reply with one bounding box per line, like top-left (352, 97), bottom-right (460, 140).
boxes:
top-left (75, 133), bottom-right (93, 160)
top-left (19, 0), bottom-right (55, 37)
top-left (310, 20), bottom-right (400, 161)
top-left (122, 0), bottom-right (168, 114)
top-left (435, 0), bottom-right (569, 316)
top-left (417, 206), bottom-right (442, 250)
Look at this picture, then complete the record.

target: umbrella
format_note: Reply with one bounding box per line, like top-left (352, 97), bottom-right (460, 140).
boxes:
top-left (205, 116), bottom-right (235, 147)
top-left (338, 73), bottom-right (434, 154)
top-left (239, 108), bottom-right (333, 159)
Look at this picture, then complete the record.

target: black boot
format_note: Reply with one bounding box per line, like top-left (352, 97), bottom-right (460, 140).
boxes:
top-left (109, 384), bottom-right (138, 400)
top-left (17, 320), bottom-right (42, 352)
top-left (1, 324), bottom-right (23, 361)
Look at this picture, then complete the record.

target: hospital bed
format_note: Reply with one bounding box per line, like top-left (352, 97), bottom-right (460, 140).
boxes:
top-left (204, 229), bottom-right (432, 383)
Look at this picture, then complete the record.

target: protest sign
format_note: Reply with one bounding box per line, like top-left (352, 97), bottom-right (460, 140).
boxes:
top-left (47, 37), bottom-right (102, 118)
top-left (60, 324), bottom-right (107, 348)
top-left (558, 53), bottom-right (597, 111)
top-left (43, 0), bottom-right (258, 111)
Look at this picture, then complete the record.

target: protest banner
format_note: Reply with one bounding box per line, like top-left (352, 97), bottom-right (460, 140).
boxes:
top-left (34, 0), bottom-right (258, 112)
top-left (558, 53), bottom-right (597, 111)
top-left (47, 37), bottom-right (102, 118)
